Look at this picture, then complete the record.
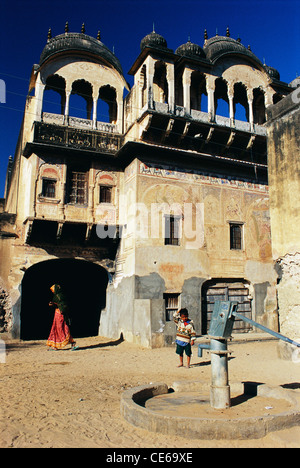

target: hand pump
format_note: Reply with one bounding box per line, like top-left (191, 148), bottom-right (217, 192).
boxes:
top-left (198, 301), bottom-right (300, 410)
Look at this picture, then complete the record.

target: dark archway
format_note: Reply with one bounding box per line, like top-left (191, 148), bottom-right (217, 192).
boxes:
top-left (21, 259), bottom-right (108, 340)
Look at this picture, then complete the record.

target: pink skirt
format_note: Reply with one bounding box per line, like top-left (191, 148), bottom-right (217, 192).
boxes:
top-left (47, 309), bottom-right (75, 349)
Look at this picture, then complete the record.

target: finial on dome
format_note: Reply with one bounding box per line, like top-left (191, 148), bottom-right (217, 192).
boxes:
top-left (97, 30), bottom-right (101, 41)
top-left (65, 21), bottom-right (69, 33)
top-left (226, 27), bottom-right (230, 37)
top-left (216, 27), bottom-right (219, 36)
top-left (153, 22), bottom-right (155, 33)
top-left (204, 29), bottom-right (208, 41)
top-left (47, 28), bottom-right (52, 42)
top-left (81, 23), bottom-right (85, 34)
top-left (237, 34), bottom-right (241, 43)
top-left (248, 44), bottom-right (251, 51)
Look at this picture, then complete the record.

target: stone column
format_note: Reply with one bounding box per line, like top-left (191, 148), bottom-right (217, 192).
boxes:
top-left (35, 80), bottom-right (45, 121)
top-left (138, 73), bottom-right (144, 112)
top-left (146, 57), bottom-right (155, 109)
top-left (182, 68), bottom-right (192, 115)
top-left (64, 89), bottom-right (71, 125)
top-left (166, 63), bottom-right (175, 113)
top-left (206, 83), bottom-right (215, 122)
top-left (228, 85), bottom-right (235, 125)
top-left (247, 89), bottom-right (254, 130)
top-left (92, 95), bottom-right (98, 129)
top-left (116, 92), bottom-right (124, 133)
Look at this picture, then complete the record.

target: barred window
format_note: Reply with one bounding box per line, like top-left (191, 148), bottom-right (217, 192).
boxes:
top-left (67, 170), bottom-right (88, 205)
top-left (230, 223), bottom-right (243, 250)
top-left (164, 293), bottom-right (180, 321)
top-left (42, 178), bottom-right (56, 198)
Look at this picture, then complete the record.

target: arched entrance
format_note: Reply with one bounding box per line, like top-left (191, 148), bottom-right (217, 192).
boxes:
top-left (20, 259), bottom-right (108, 340)
top-left (201, 279), bottom-right (252, 335)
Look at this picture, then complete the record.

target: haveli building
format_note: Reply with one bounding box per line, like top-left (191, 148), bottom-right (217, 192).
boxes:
top-left (0, 24), bottom-right (298, 349)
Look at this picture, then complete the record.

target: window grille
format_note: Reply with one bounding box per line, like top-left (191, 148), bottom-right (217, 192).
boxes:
top-left (164, 293), bottom-right (180, 321)
top-left (230, 223), bottom-right (243, 250)
top-left (68, 171), bottom-right (87, 205)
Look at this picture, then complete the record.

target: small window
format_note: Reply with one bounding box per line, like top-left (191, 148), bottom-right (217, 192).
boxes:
top-left (165, 215), bottom-right (180, 246)
top-left (164, 293), bottom-right (180, 321)
top-left (230, 223), bottom-right (243, 250)
top-left (42, 178), bottom-right (56, 198)
top-left (99, 185), bottom-right (112, 204)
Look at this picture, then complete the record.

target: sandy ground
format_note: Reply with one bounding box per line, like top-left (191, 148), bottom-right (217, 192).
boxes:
top-left (1, 335), bottom-right (300, 449)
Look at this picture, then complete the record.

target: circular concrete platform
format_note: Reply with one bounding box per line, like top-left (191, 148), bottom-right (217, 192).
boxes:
top-left (120, 381), bottom-right (300, 440)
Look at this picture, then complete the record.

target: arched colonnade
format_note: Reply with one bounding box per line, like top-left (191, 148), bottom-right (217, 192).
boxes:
top-left (137, 57), bottom-right (281, 125)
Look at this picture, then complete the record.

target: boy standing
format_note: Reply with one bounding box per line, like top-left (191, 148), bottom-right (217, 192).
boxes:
top-left (173, 308), bottom-right (196, 368)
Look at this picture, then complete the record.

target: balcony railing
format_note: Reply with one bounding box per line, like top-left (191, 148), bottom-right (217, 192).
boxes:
top-left (32, 121), bottom-right (122, 154)
top-left (148, 102), bottom-right (267, 136)
top-left (42, 112), bottom-right (117, 134)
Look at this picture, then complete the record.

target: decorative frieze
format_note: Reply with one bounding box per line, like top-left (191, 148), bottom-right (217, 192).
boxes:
top-left (138, 161), bottom-right (268, 193)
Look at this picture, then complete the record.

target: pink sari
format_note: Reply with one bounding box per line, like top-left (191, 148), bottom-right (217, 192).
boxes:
top-left (47, 309), bottom-right (75, 349)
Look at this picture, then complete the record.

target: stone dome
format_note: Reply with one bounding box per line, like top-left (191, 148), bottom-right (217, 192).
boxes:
top-left (140, 31), bottom-right (168, 50)
top-left (203, 35), bottom-right (263, 67)
top-left (39, 32), bottom-right (124, 76)
top-left (264, 65), bottom-right (280, 81)
top-left (175, 40), bottom-right (206, 59)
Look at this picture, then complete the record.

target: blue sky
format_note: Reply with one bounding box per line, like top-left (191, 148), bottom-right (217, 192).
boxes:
top-left (0, 0), bottom-right (299, 197)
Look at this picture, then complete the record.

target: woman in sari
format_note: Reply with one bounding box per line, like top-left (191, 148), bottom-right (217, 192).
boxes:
top-left (47, 284), bottom-right (78, 350)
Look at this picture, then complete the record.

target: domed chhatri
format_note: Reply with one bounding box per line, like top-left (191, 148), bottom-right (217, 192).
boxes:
top-left (264, 65), bottom-right (280, 81)
top-left (140, 30), bottom-right (168, 50)
top-left (175, 40), bottom-right (206, 59)
top-left (203, 33), bottom-right (263, 67)
top-left (40, 28), bottom-right (124, 76)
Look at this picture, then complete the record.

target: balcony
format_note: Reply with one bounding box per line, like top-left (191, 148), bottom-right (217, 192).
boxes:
top-left (23, 118), bottom-right (123, 158)
top-left (134, 101), bottom-right (268, 168)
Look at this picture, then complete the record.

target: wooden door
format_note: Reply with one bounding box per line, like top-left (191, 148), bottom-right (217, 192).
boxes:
top-left (202, 280), bottom-right (252, 334)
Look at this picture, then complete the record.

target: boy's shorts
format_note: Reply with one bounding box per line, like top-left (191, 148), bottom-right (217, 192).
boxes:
top-left (176, 343), bottom-right (192, 357)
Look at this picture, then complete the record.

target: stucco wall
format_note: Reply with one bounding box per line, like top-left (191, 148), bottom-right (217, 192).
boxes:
top-left (266, 90), bottom-right (300, 354)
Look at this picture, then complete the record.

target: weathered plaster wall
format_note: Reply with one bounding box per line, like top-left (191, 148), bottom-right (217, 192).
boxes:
top-left (98, 157), bottom-right (278, 347)
top-left (266, 90), bottom-right (300, 358)
top-left (267, 97), bottom-right (300, 259)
